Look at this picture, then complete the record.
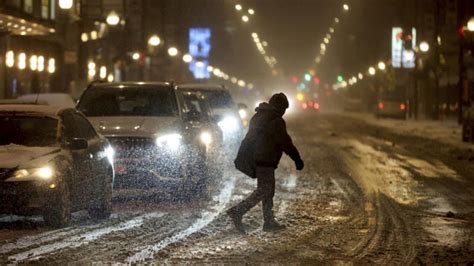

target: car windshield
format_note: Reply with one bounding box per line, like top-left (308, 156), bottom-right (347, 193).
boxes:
top-left (202, 90), bottom-right (234, 109)
top-left (78, 87), bottom-right (178, 117)
top-left (0, 116), bottom-right (58, 146)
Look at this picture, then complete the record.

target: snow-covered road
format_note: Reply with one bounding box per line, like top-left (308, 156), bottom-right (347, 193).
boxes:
top-left (0, 113), bottom-right (473, 264)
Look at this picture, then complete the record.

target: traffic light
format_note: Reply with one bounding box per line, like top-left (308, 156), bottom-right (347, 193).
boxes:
top-left (313, 77), bottom-right (321, 85)
top-left (291, 76), bottom-right (300, 84)
top-left (304, 73), bottom-right (311, 82)
top-left (337, 75), bottom-right (344, 82)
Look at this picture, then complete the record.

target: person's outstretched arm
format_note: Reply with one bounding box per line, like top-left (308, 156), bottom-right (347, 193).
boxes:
top-left (274, 119), bottom-right (304, 170)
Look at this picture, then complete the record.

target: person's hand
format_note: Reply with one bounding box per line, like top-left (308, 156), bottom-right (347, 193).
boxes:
top-left (295, 159), bottom-right (304, 171)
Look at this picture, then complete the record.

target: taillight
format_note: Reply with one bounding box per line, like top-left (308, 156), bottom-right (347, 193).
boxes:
top-left (314, 103), bottom-right (320, 110)
top-left (378, 102), bottom-right (384, 110)
top-left (302, 103), bottom-right (308, 110)
top-left (400, 103), bottom-right (406, 110)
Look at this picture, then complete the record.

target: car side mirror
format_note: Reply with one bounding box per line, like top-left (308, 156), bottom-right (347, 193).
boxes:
top-left (67, 138), bottom-right (88, 150)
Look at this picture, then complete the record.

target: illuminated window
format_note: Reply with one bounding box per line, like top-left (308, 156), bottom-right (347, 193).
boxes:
top-left (23, 0), bottom-right (33, 13)
top-left (41, 0), bottom-right (49, 19)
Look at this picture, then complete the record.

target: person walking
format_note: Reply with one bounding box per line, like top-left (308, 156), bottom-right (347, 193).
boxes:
top-left (227, 93), bottom-right (304, 233)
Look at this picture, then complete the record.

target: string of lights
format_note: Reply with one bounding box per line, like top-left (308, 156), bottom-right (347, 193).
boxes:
top-left (313, 3), bottom-right (349, 67)
top-left (332, 59), bottom-right (388, 90)
top-left (233, 3), bottom-right (279, 72)
top-left (206, 64), bottom-right (254, 89)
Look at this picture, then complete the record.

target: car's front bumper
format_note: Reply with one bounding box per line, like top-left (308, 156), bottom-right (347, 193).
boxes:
top-left (0, 181), bottom-right (54, 215)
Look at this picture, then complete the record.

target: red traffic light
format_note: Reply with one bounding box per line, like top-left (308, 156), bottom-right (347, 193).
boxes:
top-left (291, 76), bottom-right (300, 84)
top-left (313, 77), bottom-right (321, 85)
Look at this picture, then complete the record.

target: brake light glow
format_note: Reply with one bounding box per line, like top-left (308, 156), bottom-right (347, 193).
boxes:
top-left (302, 103), bottom-right (308, 110)
top-left (378, 102), bottom-right (384, 110)
top-left (400, 103), bottom-right (406, 110)
top-left (314, 103), bottom-right (320, 110)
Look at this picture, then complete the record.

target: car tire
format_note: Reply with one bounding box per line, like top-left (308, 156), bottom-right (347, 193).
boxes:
top-left (88, 168), bottom-right (113, 220)
top-left (43, 180), bottom-right (71, 228)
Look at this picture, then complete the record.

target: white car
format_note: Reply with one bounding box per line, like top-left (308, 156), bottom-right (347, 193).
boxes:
top-left (76, 82), bottom-right (223, 194)
top-left (178, 84), bottom-right (244, 155)
top-left (17, 93), bottom-right (76, 108)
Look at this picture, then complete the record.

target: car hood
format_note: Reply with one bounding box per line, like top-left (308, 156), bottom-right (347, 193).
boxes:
top-left (88, 116), bottom-right (182, 138)
top-left (0, 144), bottom-right (61, 169)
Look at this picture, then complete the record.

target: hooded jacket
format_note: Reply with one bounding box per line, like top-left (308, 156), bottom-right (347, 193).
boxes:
top-left (244, 102), bottom-right (301, 168)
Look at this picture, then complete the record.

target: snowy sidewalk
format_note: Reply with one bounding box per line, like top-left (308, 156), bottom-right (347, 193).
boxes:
top-left (341, 112), bottom-right (474, 149)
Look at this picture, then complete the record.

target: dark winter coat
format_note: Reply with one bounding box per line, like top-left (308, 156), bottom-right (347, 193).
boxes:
top-left (243, 103), bottom-right (301, 169)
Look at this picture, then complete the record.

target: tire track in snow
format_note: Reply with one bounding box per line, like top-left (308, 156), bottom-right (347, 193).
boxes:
top-left (8, 212), bottom-right (164, 262)
top-left (126, 176), bottom-right (236, 263)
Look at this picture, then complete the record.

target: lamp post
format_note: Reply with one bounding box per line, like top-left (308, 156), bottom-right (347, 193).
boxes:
top-left (106, 11), bottom-right (120, 26)
top-left (59, 0), bottom-right (74, 10)
top-left (413, 41), bottom-right (430, 119)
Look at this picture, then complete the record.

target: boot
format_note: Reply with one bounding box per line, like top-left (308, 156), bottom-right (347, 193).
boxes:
top-left (226, 208), bottom-right (246, 234)
top-left (263, 219), bottom-right (286, 232)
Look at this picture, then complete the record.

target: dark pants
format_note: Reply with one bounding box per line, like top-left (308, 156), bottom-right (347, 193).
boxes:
top-left (232, 167), bottom-right (275, 223)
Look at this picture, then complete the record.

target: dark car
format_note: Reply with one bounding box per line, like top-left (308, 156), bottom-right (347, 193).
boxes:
top-left (374, 91), bottom-right (408, 119)
top-left (76, 82), bottom-right (223, 193)
top-left (0, 104), bottom-right (114, 227)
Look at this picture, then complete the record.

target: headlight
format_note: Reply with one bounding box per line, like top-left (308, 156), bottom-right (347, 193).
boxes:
top-left (13, 166), bottom-right (54, 181)
top-left (218, 116), bottom-right (240, 134)
top-left (156, 133), bottom-right (183, 152)
top-left (238, 109), bottom-right (247, 119)
top-left (200, 131), bottom-right (213, 145)
top-left (104, 146), bottom-right (115, 164)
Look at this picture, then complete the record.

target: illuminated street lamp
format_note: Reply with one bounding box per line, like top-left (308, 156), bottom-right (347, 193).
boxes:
top-left (148, 35), bottom-right (161, 46)
top-left (106, 11), bottom-right (120, 26)
top-left (242, 15), bottom-right (249, 23)
top-left (182, 54), bottom-right (193, 63)
top-left (467, 17), bottom-right (474, 32)
top-left (59, 0), bottom-right (73, 10)
top-left (168, 47), bottom-right (179, 57)
top-left (419, 41), bottom-right (430, 53)
top-left (132, 52), bottom-right (140, 60)
top-left (235, 4), bottom-right (242, 11)
top-left (343, 4), bottom-right (349, 11)
top-left (248, 9), bottom-right (255, 15)
top-left (368, 66), bottom-right (376, 75)
top-left (378, 61), bottom-right (386, 71)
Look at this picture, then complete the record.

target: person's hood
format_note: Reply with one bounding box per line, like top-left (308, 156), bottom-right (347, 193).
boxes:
top-left (87, 116), bottom-right (181, 138)
top-left (255, 102), bottom-right (283, 117)
top-left (0, 144), bottom-right (61, 169)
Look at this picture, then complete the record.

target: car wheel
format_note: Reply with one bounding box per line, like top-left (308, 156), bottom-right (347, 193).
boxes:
top-left (88, 168), bottom-right (113, 220)
top-left (43, 180), bottom-right (71, 228)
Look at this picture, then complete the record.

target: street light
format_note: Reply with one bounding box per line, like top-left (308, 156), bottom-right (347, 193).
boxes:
top-left (168, 47), bottom-right (179, 57)
top-left (132, 52), bottom-right (140, 60)
top-left (59, 0), bottom-right (73, 10)
top-left (235, 4), bottom-right (242, 11)
top-left (182, 54), bottom-right (193, 63)
top-left (467, 17), bottom-right (474, 32)
top-left (368, 66), bottom-right (376, 75)
top-left (419, 41), bottom-right (430, 53)
top-left (378, 61), bottom-right (386, 71)
top-left (242, 15), bottom-right (249, 23)
top-left (248, 9), bottom-right (255, 15)
top-left (148, 35), bottom-right (161, 46)
top-left (106, 11), bottom-right (120, 26)
top-left (343, 4), bottom-right (349, 11)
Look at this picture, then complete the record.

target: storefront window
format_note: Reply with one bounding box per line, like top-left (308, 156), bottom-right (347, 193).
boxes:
top-left (41, 0), bottom-right (49, 19)
top-left (23, 0), bottom-right (33, 14)
top-left (5, 0), bottom-right (21, 9)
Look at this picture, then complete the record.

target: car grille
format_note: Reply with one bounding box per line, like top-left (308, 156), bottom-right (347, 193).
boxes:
top-left (0, 168), bottom-right (14, 181)
top-left (107, 137), bottom-right (156, 159)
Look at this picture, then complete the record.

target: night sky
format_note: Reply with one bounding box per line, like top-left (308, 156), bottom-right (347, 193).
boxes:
top-left (185, 0), bottom-right (403, 87)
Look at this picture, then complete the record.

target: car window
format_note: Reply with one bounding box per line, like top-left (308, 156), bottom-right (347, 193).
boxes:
top-left (202, 90), bottom-right (234, 109)
top-left (78, 87), bottom-right (178, 117)
top-left (0, 116), bottom-right (58, 146)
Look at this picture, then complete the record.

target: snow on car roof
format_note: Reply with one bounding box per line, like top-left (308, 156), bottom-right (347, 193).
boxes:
top-left (17, 93), bottom-right (76, 108)
top-left (92, 82), bottom-right (172, 89)
top-left (0, 104), bottom-right (66, 117)
top-left (178, 84), bottom-right (226, 91)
